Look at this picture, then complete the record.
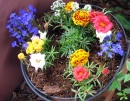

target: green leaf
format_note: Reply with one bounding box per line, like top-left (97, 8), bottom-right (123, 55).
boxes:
top-left (126, 60), bottom-right (130, 72)
top-left (116, 71), bottom-right (125, 81)
top-left (108, 80), bottom-right (121, 91)
top-left (117, 92), bottom-right (123, 96)
top-left (114, 14), bottom-right (130, 32)
top-left (123, 88), bottom-right (130, 94)
top-left (124, 74), bottom-right (130, 82)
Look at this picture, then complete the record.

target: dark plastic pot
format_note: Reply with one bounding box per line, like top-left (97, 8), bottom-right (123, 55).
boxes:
top-left (21, 3), bottom-right (130, 101)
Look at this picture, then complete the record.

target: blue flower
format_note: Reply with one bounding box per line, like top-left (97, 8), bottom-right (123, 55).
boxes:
top-left (116, 32), bottom-right (122, 41)
top-left (6, 5), bottom-right (38, 48)
top-left (12, 41), bottom-right (18, 47)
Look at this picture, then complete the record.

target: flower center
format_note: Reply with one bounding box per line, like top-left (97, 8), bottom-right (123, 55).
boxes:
top-left (100, 22), bottom-right (105, 27)
top-left (36, 59), bottom-right (41, 63)
top-left (79, 72), bottom-right (83, 75)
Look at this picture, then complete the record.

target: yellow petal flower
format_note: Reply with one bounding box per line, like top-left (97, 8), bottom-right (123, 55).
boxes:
top-left (18, 53), bottom-right (25, 60)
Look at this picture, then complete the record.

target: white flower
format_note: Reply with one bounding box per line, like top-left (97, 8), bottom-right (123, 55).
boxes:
top-left (96, 30), bottom-right (112, 43)
top-left (51, 0), bottom-right (65, 10)
top-left (39, 30), bottom-right (47, 40)
top-left (31, 35), bottom-right (39, 40)
top-left (83, 4), bottom-right (92, 11)
top-left (72, 2), bottom-right (79, 11)
top-left (29, 53), bottom-right (46, 71)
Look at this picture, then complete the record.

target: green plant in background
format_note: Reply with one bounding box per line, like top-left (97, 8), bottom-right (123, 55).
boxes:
top-left (109, 60), bottom-right (130, 100)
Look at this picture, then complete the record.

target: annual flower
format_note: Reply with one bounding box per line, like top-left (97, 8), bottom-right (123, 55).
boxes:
top-left (96, 30), bottom-right (112, 43)
top-left (93, 15), bottom-right (113, 33)
top-left (102, 68), bottom-right (110, 75)
top-left (73, 65), bottom-right (90, 82)
top-left (90, 11), bottom-right (104, 23)
top-left (70, 49), bottom-right (89, 67)
top-left (65, 1), bottom-right (79, 12)
top-left (29, 53), bottom-right (46, 71)
top-left (72, 10), bottom-right (90, 26)
top-left (18, 53), bottom-right (25, 60)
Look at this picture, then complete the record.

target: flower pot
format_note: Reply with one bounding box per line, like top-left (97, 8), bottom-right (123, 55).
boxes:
top-left (20, 3), bottom-right (130, 101)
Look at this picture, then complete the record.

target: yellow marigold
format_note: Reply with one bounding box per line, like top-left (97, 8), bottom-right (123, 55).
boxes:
top-left (18, 53), bottom-right (25, 60)
top-left (26, 42), bottom-right (35, 54)
top-left (72, 10), bottom-right (90, 27)
top-left (65, 1), bottom-right (73, 12)
top-left (70, 49), bottom-right (89, 67)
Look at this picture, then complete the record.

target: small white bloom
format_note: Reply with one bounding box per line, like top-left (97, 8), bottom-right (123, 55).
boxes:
top-left (51, 0), bottom-right (65, 10)
top-left (29, 53), bottom-right (46, 72)
top-left (96, 30), bottom-right (112, 43)
top-left (54, 10), bottom-right (61, 16)
top-left (83, 4), bottom-right (92, 11)
top-left (31, 35), bottom-right (39, 41)
top-left (39, 30), bottom-right (47, 40)
top-left (72, 2), bottom-right (79, 11)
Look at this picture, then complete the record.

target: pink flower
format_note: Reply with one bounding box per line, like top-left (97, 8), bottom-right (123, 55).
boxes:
top-left (102, 68), bottom-right (110, 75)
top-left (93, 15), bottom-right (113, 33)
top-left (90, 11), bottom-right (104, 23)
top-left (73, 65), bottom-right (90, 82)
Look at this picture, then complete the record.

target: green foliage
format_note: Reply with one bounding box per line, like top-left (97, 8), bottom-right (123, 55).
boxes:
top-left (44, 46), bottom-right (59, 69)
top-left (63, 62), bottom-right (104, 101)
top-left (114, 13), bottom-right (130, 32)
top-left (109, 60), bottom-right (130, 100)
top-left (58, 25), bottom-right (96, 57)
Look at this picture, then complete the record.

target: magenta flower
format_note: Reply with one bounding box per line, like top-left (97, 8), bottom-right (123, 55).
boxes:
top-left (93, 15), bottom-right (113, 33)
top-left (73, 65), bottom-right (90, 82)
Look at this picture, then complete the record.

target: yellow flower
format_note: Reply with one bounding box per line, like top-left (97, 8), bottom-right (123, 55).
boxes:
top-left (18, 53), bottom-right (25, 60)
top-left (72, 10), bottom-right (90, 27)
top-left (32, 39), bottom-right (44, 52)
top-left (65, 1), bottom-right (73, 12)
top-left (70, 49), bottom-right (89, 67)
top-left (26, 42), bottom-right (35, 54)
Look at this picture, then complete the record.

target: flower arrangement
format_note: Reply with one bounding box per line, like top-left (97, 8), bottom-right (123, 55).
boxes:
top-left (6, 0), bottom-right (125, 101)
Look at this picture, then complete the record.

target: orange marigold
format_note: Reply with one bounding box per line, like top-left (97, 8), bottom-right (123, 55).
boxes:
top-left (72, 10), bottom-right (90, 27)
top-left (65, 1), bottom-right (73, 12)
top-left (70, 49), bottom-right (89, 67)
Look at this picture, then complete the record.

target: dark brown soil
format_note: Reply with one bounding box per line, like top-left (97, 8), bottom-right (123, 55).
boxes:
top-left (11, 0), bottom-right (130, 101)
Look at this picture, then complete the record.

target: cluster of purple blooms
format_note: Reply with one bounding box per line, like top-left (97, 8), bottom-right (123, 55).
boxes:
top-left (98, 32), bottom-right (124, 58)
top-left (6, 5), bottom-right (38, 49)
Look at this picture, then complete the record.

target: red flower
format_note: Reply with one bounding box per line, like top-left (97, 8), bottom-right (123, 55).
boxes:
top-left (73, 65), bottom-right (90, 82)
top-left (93, 15), bottom-right (113, 33)
top-left (102, 68), bottom-right (110, 75)
top-left (90, 11), bottom-right (104, 23)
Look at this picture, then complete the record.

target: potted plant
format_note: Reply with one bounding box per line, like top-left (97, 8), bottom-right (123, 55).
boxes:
top-left (6, 0), bottom-right (129, 101)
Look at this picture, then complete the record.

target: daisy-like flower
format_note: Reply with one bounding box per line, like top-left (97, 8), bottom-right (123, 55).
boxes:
top-left (29, 53), bottom-right (46, 71)
top-left (96, 30), bottom-right (112, 43)
top-left (93, 15), bottom-right (113, 33)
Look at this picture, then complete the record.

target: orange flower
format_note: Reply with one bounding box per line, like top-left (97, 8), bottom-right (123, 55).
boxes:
top-left (72, 10), bottom-right (90, 27)
top-left (70, 49), bottom-right (89, 66)
top-left (18, 53), bottom-right (25, 60)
